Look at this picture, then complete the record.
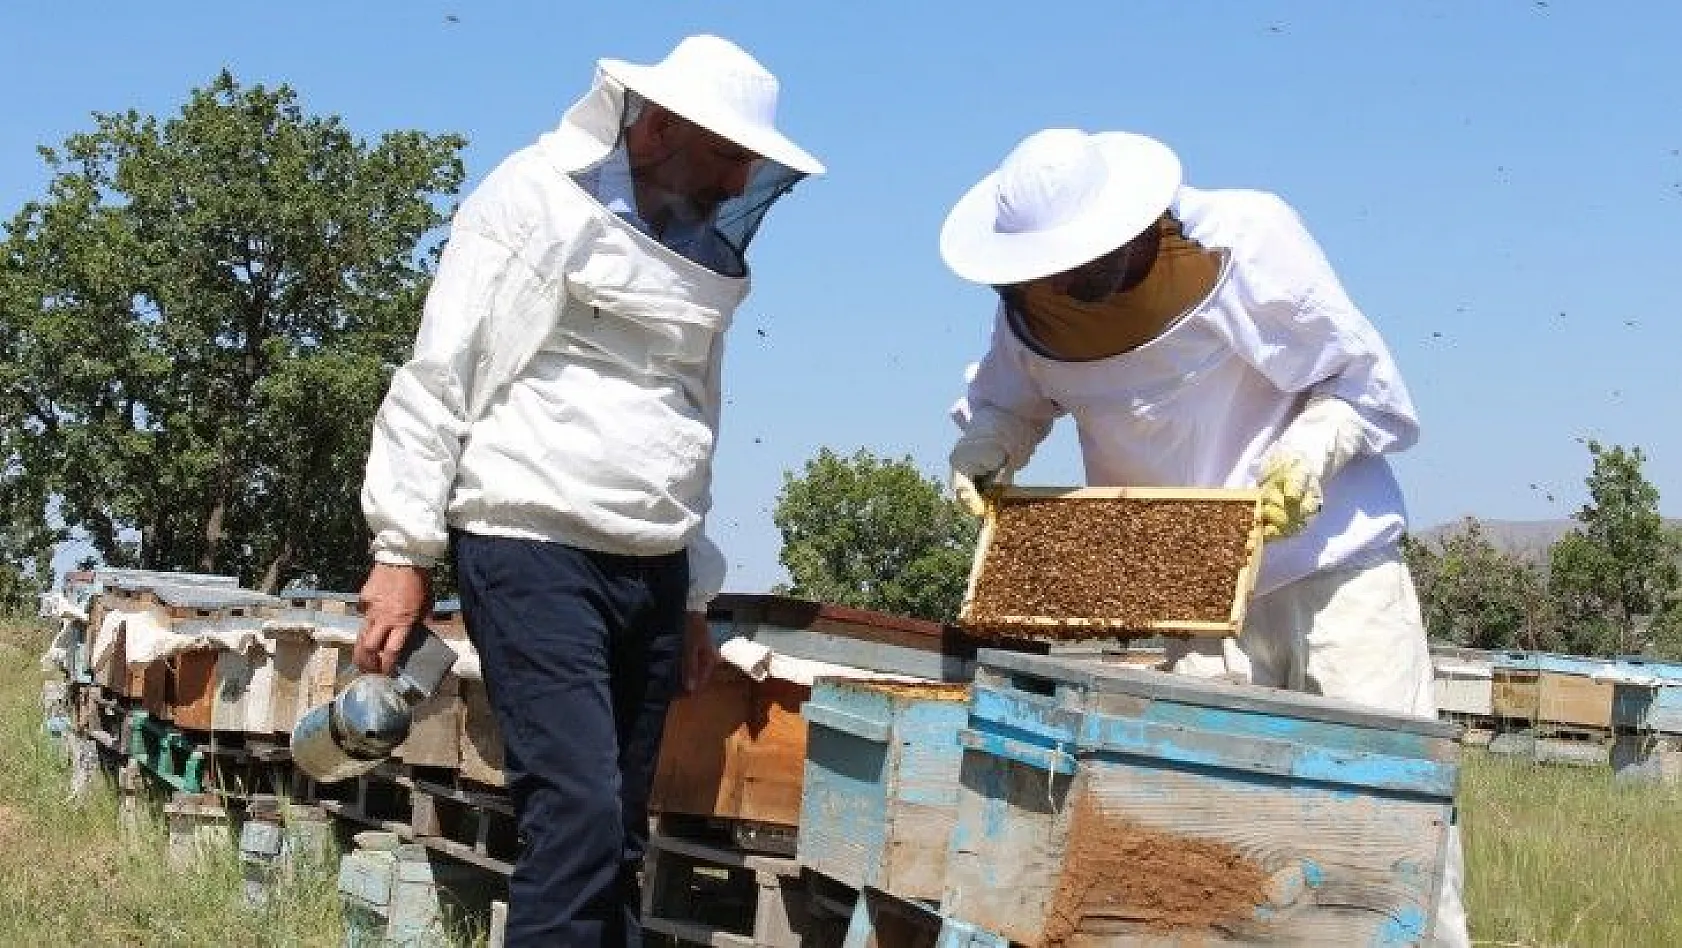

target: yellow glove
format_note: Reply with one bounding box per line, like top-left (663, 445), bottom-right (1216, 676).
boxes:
top-left (1257, 452), bottom-right (1323, 540)
top-left (950, 437), bottom-right (1010, 518)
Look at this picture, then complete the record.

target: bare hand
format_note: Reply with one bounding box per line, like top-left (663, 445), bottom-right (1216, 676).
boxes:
top-left (355, 564), bottom-right (432, 674)
top-left (681, 610), bottom-right (718, 695)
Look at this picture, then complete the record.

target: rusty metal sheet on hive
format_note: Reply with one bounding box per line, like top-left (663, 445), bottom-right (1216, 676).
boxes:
top-left (708, 593), bottom-right (1045, 681)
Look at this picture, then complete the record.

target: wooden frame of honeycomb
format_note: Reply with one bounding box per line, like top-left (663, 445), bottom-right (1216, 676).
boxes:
top-left (959, 486), bottom-right (1266, 639)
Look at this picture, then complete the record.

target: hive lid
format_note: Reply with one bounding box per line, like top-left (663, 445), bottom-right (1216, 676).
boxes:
top-left (709, 593), bottom-right (1045, 660)
top-left (108, 581), bottom-right (281, 611)
top-left (978, 648), bottom-right (1462, 739)
top-left (94, 568), bottom-right (239, 591)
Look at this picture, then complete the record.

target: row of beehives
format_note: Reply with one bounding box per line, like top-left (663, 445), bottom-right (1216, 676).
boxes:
top-left (1430, 646), bottom-right (1682, 736)
top-left (790, 648), bottom-right (1462, 946)
top-left (48, 569), bottom-right (508, 788)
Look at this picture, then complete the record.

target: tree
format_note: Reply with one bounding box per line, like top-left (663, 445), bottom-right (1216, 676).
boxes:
top-left (0, 72), bottom-right (465, 592)
top-left (773, 447), bottom-right (980, 622)
top-left (1547, 441), bottom-right (1681, 656)
top-left (1402, 519), bottom-right (1556, 651)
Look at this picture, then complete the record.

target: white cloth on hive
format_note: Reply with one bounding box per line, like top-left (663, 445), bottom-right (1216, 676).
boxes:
top-left (717, 636), bottom-right (930, 687)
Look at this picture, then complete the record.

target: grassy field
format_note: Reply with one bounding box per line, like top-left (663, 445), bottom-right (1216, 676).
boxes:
top-left (0, 619), bottom-right (345, 947)
top-left (5, 617), bottom-right (1682, 946)
top-left (1460, 749), bottom-right (1682, 946)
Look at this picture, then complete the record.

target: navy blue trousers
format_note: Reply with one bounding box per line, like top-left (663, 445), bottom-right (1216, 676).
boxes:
top-left (454, 531), bottom-right (687, 947)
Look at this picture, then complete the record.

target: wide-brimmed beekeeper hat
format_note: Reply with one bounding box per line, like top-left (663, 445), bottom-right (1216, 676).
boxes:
top-left (597, 34), bottom-right (825, 176)
top-left (940, 129), bottom-right (1181, 286)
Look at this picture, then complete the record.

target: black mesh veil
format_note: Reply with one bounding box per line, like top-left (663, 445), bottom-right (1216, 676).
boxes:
top-left (574, 91), bottom-right (807, 278)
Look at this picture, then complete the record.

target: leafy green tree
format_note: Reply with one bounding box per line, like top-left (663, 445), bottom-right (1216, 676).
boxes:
top-left (1403, 519), bottom-right (1557, 651)
top-left (773, 447), bottom-right (980, 622)
top-left (1548, 441), bottom-right (1681, 656)
top-left (0, 71), bottom-right (465, 592)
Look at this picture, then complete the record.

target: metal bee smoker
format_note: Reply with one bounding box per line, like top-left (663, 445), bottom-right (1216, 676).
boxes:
top-left (291, 623), bottom-right (458, 783)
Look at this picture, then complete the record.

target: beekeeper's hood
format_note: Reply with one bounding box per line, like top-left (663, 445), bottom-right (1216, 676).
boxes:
top-left (539, 34), bottom-right (824, 276)
top-left (940, 129), bottom-right (1181, 287)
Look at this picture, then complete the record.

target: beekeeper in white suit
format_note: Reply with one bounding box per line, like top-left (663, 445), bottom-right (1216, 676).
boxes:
top-left (354, 35), bottom-right (822, 946)
top-left (940, 128), bottom-right (1468, 946)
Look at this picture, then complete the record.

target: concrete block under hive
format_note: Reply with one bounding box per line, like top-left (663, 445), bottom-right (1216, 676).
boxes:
top-left (960, 487), bottom-right (1265, 639)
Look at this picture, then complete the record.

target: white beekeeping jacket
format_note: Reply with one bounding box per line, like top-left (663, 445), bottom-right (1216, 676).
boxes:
top-left (953, 187), bottom-right (1420, 596)
top-left (362, 68), bottom-right (804, 610)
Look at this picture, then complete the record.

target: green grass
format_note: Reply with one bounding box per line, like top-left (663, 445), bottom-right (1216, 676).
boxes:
top-left (8, 618), bottom-right (1682, 946)
top-left (0, 619), bottom-right (346, 947)
top-left (1461, 749), bottom-right (1682, 947)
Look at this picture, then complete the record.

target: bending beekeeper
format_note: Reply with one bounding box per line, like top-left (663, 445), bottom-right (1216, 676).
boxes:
top-left (354, 35), bottom-right (823, 946)
top-left (939, 128), bottom-right (1468, 947)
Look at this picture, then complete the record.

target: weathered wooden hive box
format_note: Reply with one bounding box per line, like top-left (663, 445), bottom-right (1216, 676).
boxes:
top-left (105, 581), bottom-right (280, 731)
top-left (650, 595), bottom-right (1009, 833)
top-left (797, 678), bottom-right (970, 901)
top-left (943, 650), bottom-right (1461, 946)
top-left (1490, 652), bottom-right (1613, 731)
top-left (262, 590), bottom-right (361, 736)
top-left (212, 643), bottom-right (277, 735)
top-left (960, 487), bottom-right (1265, 639)
top-left (1430, 648), bottom-right (1494, 718)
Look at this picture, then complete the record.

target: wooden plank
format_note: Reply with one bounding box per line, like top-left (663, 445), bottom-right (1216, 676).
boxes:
top-left (1491, 669), bottom-right (1540, 721)
top-left (1538, 671), bottom-right (1614, 730)
top-left (650, 666), bottom-right (810, 828)
top-left (319, 799), bottom-right (514, 876)
top-left (212, 648), bottom-right (257, 733)
top-left (957, 616), bottom-right (1237, 634)
top-left (168, 648), bottom-right (221, 732)
top-left (268, 631), bottom-right (313, 734)
top-left (997, 486), bottom-right (1264, 501)
top-left (746, 629), bottom-right (975, 681)
top-left (1227, 494), bottom-right (1267, 630)
top-left (397, 675), bottom-right (462, 769)
top-left (296, 642), bottom-right (353, 728)
top-left (959, 507), bottom-right (1001, 629)
top-left (642, 833), bottom-right (806, 948)
top-left (128, 661), bottom-right (169, 718)
top-left (1433, 674), bottom-right (1494, 718)
top-left (458, 678), bottom-right (506, 788)
top-left (976, 650), bottom-right (1462, 742)
top-left (641, 916), bottom-right (754, 948)
top-left (712, 593), bottom-right (1047, 666)
top-left (92, 610), bottom-right (129, 695)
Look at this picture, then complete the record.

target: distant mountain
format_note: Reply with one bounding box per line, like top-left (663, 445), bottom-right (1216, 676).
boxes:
top-left (1413, 518), bottom-right (1682, 564)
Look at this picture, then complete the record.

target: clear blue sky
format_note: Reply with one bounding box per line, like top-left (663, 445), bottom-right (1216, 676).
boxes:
top-left (4, 2), bottom-right (1678, 593)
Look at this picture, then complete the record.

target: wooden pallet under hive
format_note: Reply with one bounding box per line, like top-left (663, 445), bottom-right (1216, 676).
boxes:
top-left (960, 486), bottom-right (1266, 639)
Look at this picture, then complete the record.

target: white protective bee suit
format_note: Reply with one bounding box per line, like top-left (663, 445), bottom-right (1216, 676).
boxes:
top-left (941, 129), bottom-right (1467, 947)
top-left (361, 40), bottom-right (820, 612)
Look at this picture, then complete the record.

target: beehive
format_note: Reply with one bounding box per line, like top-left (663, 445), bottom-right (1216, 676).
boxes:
top-left (943, 649), bottom-right (1461, 945)
top-left (960, 487), bottom-right (1265, 638)
top-left (797, 679), bottom-right (971, 901)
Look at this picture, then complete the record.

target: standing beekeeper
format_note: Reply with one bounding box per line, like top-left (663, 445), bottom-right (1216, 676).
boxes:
top-left (939, 128), bottom-right (1468, 946)
top-left (352, 35), bottom-right (823, 946)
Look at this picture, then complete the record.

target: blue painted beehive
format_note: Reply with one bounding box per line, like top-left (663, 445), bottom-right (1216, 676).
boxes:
top-left (1608, 657), bottom-right (1682, 734)
top-left (942, 650), bottom-right (1461, 947)
top-left (798, 678), bottom-right (970, 902)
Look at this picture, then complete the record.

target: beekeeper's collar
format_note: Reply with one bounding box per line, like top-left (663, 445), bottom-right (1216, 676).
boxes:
top-left (940, 129), bottom-right (1182, 287)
